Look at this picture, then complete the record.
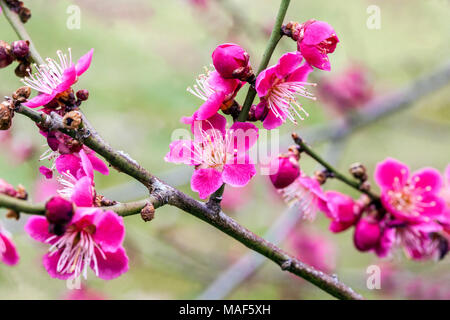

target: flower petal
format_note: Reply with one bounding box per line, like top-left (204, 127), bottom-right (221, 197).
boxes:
top-left (411, 167), bottom-right (443, 195)
top-left (274, 52), bottom-right (303, 78)
top-left (227, 121), bottom-right (259, 154)
top-left (222, 163), bottom-right (256, 187)
top-left (24, 216), bottom-right (52, 243)
top-left (0, 233), bottom-right (19, 266)
top-left (71, 176), bottom-right (94, 207)
top-left (79, 149), bottom-right (94, 180)
top-left (93, 210), bottom-right (125, 252)
top-left (86, 152), bottom-right (109, 175)
top-left (94, 247), bottom-right (129, 280)
top-left (55, 65), bottom-right (77, 93)
top-left (195, 91), bottom-right (225, 121)
top-left (43, 251), bottom-right (73, 280)
top-left (263, 108), bottom-right (285, 130)
top-left (191, 168), bottom-right (223, 199)
top-left (55, 154), bottom-right (81, 177)
top-left (23, 93), bottom-right (56, 108)
top-left (374, 158), bottom-right (410, 191)
top-left (75, 48), bottom-right (94, 76)
top-left (164, 140), bottom-right (198, 165)
top-left (39, 166), bottom-right (53, 179)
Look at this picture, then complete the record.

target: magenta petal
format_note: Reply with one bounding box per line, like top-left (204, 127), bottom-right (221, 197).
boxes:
top-left (94, 247), bottom-right (129, 280)
top-left (228, 122), bottom-right (259, 154)
top-left (300, 44), bottom-right (331, 71)
top-left (375, 158), bottom-right (410, 191)
top-left (55, 65), bottom-right (77, 93)
top-left (192, 113), bottom-right (227, 141)
top-left (375, 228), bottom-right (396, 258)
top-left (303, 21), bottom-right (336, 45)
top-left (222, 163), bottom-right (255, 187)
top-left (43, 251), bottom-right (73, 280)
top-left (25, 216), bottom-right (52, 243)
top-left (287, 62), bottom-right (314, 83)
top-left (255, 66), bottom-right (276, 97)
top-left (195, 91), bottom-right (225, 121)
top-left (86, 152), bottom-right (109, 175)
top-left (275, 52), bottom-right (302, 78)
top-left (191, 168), bottom-right (223, 199)
top-left (416, 194), bottom-right (446, 218)
top-left (263, 109), bottom-right (284, 130)
top-left (55, 154), bottom-right (81, 177)
top-left (71, 176), bottom-right (94, 207)
top-left (411, 167), bottom-right (443, 195)
top-left (164, 140), bottom-right (197, 165)
top-left (79, 149), bottom-right (94, 180)
top-left (0, 233), bottom-right (19, 266)
top-left (39, 166), bottom-right (53, 179)
top-left (76, 49), bottom-right (94, 76)
top-left (23, 93), bottom-right (56, 108)
top-left (93, 210), bottom-right (125, 252)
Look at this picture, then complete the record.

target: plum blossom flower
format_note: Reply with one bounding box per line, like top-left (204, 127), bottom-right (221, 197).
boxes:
top-left (25, 208), bottom-right (128, 280)
top-left (278, 172), bottom-right (326, 221)
top-left (185, 68), bottom-right (242, 122)
top-left (318, 191), bottom-right (362, 232)
top-left (165, 113), bottom-right (258, 199)
top-left (375, 158), bottom-right (446, 223)
top-left (295, 20), bottom-right (339, 71)
top-left (255, 52), bottom-right (315, 130)
top-left (0, 224), bottom-right (19, 266)
top-left (56, 149), bottom-right (97, 207)
top-left (22, 48), bottom-right (93, 108)
top-left (269, 150), bottom-right (300, 189)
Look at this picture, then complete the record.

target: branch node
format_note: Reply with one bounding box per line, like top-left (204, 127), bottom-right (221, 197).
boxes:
top-left (140, 203), bottom-right (155, 222)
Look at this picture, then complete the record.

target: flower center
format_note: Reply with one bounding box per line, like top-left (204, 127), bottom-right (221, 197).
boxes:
top-left (46, 224), bottom-right (105, 280)
top-left (187, 66), bottom-right (215, 101)
top-left (316, 36), bottom-right (337, 54)
top-left (267, 80), bottom-right (316, 124)
top-left (388, 177), bottom-right (435, 217)
top-left (22, 49), bottom-right (73, 95)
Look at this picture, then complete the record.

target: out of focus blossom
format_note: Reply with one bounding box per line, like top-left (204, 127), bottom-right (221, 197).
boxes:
top-left (0, 223), bottom-right (19, 266)
top-left (318, 64), bottom-right (373, 113)
top-left (269, 150), bottom-right (300, 189)
top-left (319, 191), bottom-right (361, 232)
top-left (212, 43), bottom-right (251, 80)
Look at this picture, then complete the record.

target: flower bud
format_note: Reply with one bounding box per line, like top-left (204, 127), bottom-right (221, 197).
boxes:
top-left (12, 86), bottom-right (31, 103)
top-left (45, 196), bottom-right (74, 226)
top-left (354, 216), bottom-right (381, 251)
top-left (141, 203), bottom-right (155, 222)
top-left (18, 6), bottom-right (32, 23)
top-left (14, 61), bottom-right (31, 77)
top-left (212, 43), bottom-right (252, 80)
top-left (11, 40), bottom-right (29, 59)
top-left (0, 40), bottom-right (14, 69)
top-left (269, 152), bottom-right (300, 189)
top-left (0, 101), bottom-right (14, 130)
top-left (349, 162), bottom-right (367, 181)
top-left (0, 178), bottom-right (18, 197)
top-left (76, 89), bottom-right (89, 101)
top-left (63, 110), bottom-right (82, 129)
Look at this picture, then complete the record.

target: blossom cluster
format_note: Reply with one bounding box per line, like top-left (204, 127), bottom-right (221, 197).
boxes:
top-left (0, 49), bottom-right (129, 282)
top-left (270, 150), bottom-right (450, 261)
top-left (166, 20), bottom-right (340, 199)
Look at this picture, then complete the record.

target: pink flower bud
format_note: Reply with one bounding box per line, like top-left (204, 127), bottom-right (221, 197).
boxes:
top-left (11, 40), bottom-right (29, 59)
top-left (354, 216), bottom-right (381, 251)
top-left (269, 153), bottom-right (300, 189)
top-left (212, 43), bottom-right (251, 80)
top-left (45, 196), bottom-right (74, 226)
top-left (296, 20), bottom-right (339, 71)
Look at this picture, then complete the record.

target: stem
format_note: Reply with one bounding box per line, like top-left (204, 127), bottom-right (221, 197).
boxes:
top-left (0, 193), bottom-right (151, 217)
top-left (292, 133), bottom-right (379, 200)
top-left (0, 0), bottom-right (44, 65)
top-left (236, 0), bottom-right (291, 122)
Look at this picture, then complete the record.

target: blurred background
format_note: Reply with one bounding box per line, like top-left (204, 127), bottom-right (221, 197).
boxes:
top-left (0, 0), bottom-right (449, 299)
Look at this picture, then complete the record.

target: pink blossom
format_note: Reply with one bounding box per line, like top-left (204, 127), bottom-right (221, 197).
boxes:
top-left (289, 227), bottom-right (336, 273)
top-left (318, 64), bottom-right (373, 113)
top-left (0, 178), bottom-right (18, 197)
top-left (25, 208), bottom-right (128, 280)
top-left (63, 285), bottom-right (106, 300)
top-left (0, 224), bottom-right (19, 266)
top-left (212, 43), bottom-right (251, 80)
top-left (165, 113), bottom-right (258, 199)
top-left (56, 149), bottom-right (97, 207)
top-left (23, 48), bottom-right (93, 108)
top-left (255, 52), bottom-right (315, 129)
top-left (375, 158), bottom-right (445, 223)
top-left (269, 151), bottom-right (300, 189)
top-left (279, 172), bottom-right (326, 221)
top-left (318, 191), bottom-right (362, 232)
top-left (296, 20), bottom-right (339, 71)
top-left (185, 69), bottom-right (242, 122)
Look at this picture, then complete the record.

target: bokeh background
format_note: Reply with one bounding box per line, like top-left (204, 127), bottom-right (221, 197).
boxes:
top-left (0, 0), bottom-right (449, 299)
